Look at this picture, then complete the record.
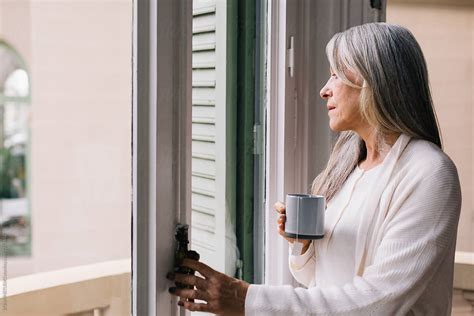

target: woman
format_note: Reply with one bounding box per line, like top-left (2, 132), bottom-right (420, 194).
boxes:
top-left (167, 22), bottom-right (461, 315)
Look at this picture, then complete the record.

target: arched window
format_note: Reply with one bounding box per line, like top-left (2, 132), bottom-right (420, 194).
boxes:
top-left (0, 41), bottom-right (30, 256)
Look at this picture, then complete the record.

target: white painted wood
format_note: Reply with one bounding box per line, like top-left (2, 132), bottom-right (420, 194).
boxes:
top-left (265, 0), bottom-right (295, 287)
top-left (193, 0), bottom-right (217, 12)
top-left (192, 87), bottom-right (216, 100)
top-left (191, 0), bottom-right (218, 270)
top-left (191, 0), bottom-right (238, 279)
top-left (133, 0), bottom-right (192, 315)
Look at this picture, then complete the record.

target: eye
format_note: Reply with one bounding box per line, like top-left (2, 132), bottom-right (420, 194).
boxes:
top-left (331, 73), bottom-right (338, 79)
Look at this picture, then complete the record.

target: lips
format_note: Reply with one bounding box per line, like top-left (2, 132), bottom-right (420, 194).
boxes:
top-left (327, 105), bottom-right (336, 111)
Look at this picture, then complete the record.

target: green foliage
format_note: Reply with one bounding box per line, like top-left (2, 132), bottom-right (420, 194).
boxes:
top-left (0, 147), bottom-right (26, 199)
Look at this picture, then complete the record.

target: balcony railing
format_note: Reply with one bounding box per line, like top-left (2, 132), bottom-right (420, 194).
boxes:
top-left (0, 259), bottom-right (130, 316)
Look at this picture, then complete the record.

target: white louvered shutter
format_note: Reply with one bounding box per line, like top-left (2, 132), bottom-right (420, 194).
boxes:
top-left (191, 0), bottom-right (237, 277)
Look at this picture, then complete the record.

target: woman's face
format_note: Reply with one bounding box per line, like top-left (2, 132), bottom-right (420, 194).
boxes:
top-left (319, 70), bottom-right (366, 133)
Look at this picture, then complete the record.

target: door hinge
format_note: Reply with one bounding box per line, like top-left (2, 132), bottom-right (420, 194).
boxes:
top-left (253, 124), bottom-right (263, 155)
top-left (287, 36), bottom-right (294, 78)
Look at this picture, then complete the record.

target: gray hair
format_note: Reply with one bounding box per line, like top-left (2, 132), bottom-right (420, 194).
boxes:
top-left (311, 23), bottom-right (442, 202)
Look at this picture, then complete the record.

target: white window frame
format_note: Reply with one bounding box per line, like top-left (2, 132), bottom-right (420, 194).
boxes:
top-left (132, 0), bottom-right (192, 315)
top-left (265, 0), bottom-right (296, 286)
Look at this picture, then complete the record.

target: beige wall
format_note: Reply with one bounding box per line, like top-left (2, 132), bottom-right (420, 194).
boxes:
top-left (387, 1), bottom-right (474, 252)
top-left (0, 0), bottom-right (31, 62)
top-left (0, 0), bottom-right (132, 277)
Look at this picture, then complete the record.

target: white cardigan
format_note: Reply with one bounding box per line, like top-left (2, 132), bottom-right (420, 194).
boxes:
top-left (245, 134), bottom-right (462, 315)
top-left (301, 162), bottom-right (382, 289)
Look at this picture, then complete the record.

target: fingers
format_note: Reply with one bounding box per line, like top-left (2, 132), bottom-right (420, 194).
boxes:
top-left (274, 201), bottom-right (286, 214)
top-left (277, 225), bottom-right (295, 244)
top-left (277, 214), bottom-right (286, 224)
top-left (278, 228), bottom-right (291, 240)
top-left (278, 221), bottom-right (285, 233)
top-left (180, 300), bottom-right (210, 312)
top-left (181, 258), bottom-right (214, 278)
top-left (277, 213), bottom-right (286, 234)
top-left (167, 272), bottom-right (206, 289)
top-left (169, 287), bottom-right (209, 302)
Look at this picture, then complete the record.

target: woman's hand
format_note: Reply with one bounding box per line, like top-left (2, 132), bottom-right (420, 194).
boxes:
top-left (167, 258), bottom-right (249, 316)
top-left (274, 201), bottom-right (311, 254)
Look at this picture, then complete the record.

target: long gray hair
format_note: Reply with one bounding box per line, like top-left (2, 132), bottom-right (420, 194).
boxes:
top-left (311, 23), bottom-right (442, 202)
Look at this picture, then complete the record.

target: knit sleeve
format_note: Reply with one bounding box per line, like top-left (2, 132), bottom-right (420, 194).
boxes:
top-left (288, 241), bottom-right (316, 287)
top-left (245, 159), bottom-right (461, 315)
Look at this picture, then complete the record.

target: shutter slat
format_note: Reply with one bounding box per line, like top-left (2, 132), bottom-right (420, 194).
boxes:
top-left (191, 239), bottom-right (215, 251)
top-left (192, 62), bottom-right (215, 69)
top-left (193, 87), bottom-right (215, 100)
top-left (192, 187), bottom-right (215, 198)
top-left (193, 51), bottom-right (216, 67)
top-left (192, 5), bottom-right (216, 17)
top-left (192, 193), bottom-right (215, 210)
top-left (192, 153), bottom-right (215, 161)
top-left (192, 134), bottom-right (215, 143)
top-left (192, 158), bottom-right (215, 177)
top-left (192, 203), bottom-right (214, 215)
top-left (192, 80), bottom-right (216, 88)
top-left (192, 141), bottom-right (215, 158)
top-left (192, 175), bottom-right (215, 193)
top-left (192, 117), bottom-right (215, 124)
top-left (192, 43), bottom-right (216, 52)
top-left (193, 99), bottom-right (215, 106)
top-left (193, 24), bottom-right (216, 34)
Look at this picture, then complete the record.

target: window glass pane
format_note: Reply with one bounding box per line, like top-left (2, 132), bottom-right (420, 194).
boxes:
top-left (0, 43), bottom-right (30, 257)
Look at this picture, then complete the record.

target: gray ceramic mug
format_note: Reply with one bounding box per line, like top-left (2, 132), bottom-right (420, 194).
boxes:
top-left (284, 194), bottom-right (325, 240)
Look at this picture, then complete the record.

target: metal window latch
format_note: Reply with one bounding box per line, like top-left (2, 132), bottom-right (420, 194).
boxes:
top-left (174, 224), bottom-right (200, 289)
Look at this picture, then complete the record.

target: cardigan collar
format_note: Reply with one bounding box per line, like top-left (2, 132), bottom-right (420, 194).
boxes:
top-left (354, 133), bottom-right (412, 276)
top-left (322, 133), bottom-right (412, 254)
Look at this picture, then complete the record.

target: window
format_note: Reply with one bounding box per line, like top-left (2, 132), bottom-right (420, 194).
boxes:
top-left (133, 1), bottom-right (385, 314)
top-left (0, 42), bottom-right (30, 257)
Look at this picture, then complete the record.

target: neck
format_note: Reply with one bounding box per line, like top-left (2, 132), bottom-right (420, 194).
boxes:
top-left (357, 126), bottom-right (400, 166)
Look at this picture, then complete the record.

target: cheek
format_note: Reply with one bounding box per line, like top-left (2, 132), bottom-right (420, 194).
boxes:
top-left (342, 93), bottom-right (361, 119)
top-left (328, 102), bottom-right (360, 130)
top-left (328, 110), bottom-right (346, 129)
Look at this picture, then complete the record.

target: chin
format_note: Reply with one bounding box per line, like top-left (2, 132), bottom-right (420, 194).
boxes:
top-left (328, 124), bottom-right (344, 132)
top-left (328, 119), bottom-right (350, 132)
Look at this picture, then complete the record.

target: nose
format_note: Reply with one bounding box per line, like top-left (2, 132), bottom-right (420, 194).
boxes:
top-left (320, 81), bottom-right (332, 100)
